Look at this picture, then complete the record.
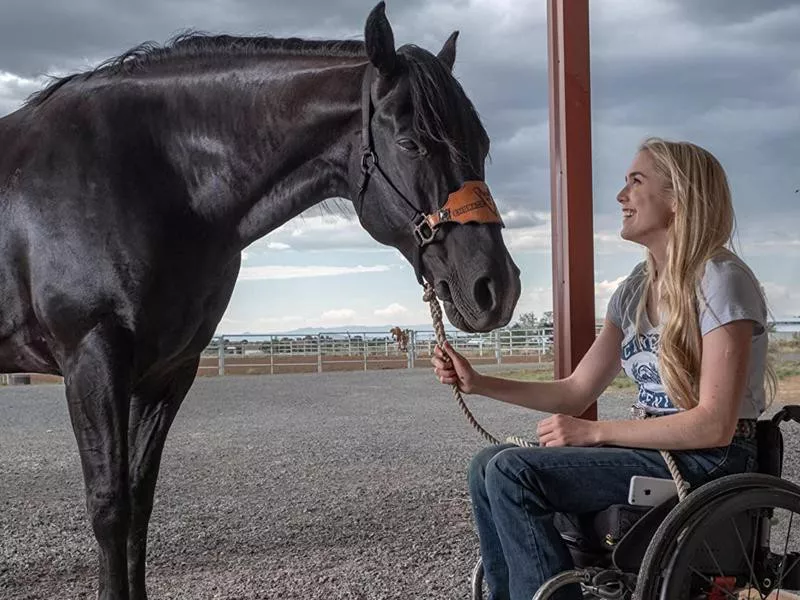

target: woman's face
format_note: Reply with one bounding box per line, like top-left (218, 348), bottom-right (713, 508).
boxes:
top-left (617, 150), bottom-right (675, 248)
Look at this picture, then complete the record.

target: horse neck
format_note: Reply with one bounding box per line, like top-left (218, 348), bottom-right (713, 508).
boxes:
top-left (150, 56), bottom-right (366, 248)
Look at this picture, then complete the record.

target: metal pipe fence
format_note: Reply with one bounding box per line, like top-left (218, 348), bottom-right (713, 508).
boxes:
top-left (197, 328), bottom-right (557, 376)
top-left (2, 328), bottom-right (798, 384)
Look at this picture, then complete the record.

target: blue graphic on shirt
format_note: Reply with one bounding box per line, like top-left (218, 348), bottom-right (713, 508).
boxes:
top-left (621, 332), bottom-right (659, 360)
top-left (637, 387), bottom-right (672, 410)
top-left (633, 363), bottom-right (661, 385)
top-left (620, 331), bottom-right (676, 413)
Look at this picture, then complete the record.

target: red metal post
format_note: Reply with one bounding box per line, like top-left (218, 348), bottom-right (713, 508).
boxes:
top-left (547, 0), bottom-right (597, 419)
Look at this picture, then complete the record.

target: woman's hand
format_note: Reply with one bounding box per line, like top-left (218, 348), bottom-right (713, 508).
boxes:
top-left (536, 414), bottom-right (601, 447)
top-left (431, 342), bottom-right (480, 394)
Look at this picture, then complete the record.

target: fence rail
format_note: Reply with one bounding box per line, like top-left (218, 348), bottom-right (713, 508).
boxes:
top-left (198, 328), bottom-right (557, 376)
top-left (2, 326), bottom-right (799, 384)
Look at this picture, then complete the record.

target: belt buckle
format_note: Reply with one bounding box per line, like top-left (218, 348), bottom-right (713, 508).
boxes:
top-left (736, 419), bottom-right (757, 440)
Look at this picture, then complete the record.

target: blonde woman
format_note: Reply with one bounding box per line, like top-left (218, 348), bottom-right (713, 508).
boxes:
top-left (432, 138), bottom-right (774, 600)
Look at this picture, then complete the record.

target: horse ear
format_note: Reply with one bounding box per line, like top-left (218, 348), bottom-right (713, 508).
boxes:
top-left (365, 1), bottom-right (397, 76)
top-left (437, 30), bottom-right (459, 71)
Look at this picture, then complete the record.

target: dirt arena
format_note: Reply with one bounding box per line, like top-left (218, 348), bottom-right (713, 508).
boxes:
top-left (1, 367), bottom-right (798, 599)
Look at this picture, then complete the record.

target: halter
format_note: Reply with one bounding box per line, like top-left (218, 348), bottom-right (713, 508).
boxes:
top-left (356, 64), bottom-right (504, 285)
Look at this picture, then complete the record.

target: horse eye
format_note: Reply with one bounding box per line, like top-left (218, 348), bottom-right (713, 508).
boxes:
top-left (397, 138), bottom-right (423, 153)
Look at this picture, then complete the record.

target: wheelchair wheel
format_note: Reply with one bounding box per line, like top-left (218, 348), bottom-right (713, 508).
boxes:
top-left (635, 473), bottom-right (800, 600)
top-left (471, 557), bottom-right (484, 600)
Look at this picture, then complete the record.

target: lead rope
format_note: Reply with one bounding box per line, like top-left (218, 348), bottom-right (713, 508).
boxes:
top-left (643, 415), bottom-right (691, 501)
top-left (422, 283), bottom-right (690, 501)
top-left (423, 283), bottom-right (511, 446)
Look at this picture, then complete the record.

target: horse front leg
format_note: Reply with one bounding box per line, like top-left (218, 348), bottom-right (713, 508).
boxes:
top-left (64, 320), bottom-right (134, 600)
top-left (126, 357), bottom-right (199, 600)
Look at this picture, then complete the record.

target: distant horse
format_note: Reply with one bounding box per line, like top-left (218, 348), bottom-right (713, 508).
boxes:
top-left (390, 326), bottom-right (409, 352)
top-left (0, 2), bottom-right (520, 598)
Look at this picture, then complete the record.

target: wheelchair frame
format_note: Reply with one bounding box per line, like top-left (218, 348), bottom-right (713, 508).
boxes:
top-left (470, 404), bottom-right (800, 600)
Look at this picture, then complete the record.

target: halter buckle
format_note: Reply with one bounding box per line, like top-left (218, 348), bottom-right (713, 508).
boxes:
top-left (413, 216), bottom-right (437, 246)
top-left (361, 151), bottom-right (377, 174)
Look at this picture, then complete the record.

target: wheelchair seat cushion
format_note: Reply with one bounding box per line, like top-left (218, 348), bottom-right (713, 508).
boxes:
top-left (554, 504), bottom-right (652, 568)
top-left (554, 511), bottom-right (610, 568)
top-left (554, 511), bottom-right (602, 552)
top-left (591, 504), bottom-right (651, 547)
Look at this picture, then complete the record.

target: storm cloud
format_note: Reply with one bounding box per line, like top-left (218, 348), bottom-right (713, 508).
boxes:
top-left (1, 1), bottom-right (797, 218)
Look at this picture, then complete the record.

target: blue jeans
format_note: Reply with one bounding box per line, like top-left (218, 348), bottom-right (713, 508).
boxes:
top-left (467, 437), bottom-right (757, 600)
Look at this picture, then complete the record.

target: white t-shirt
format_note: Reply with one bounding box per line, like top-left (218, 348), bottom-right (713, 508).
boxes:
top-left (606, 250), bottom-right (768, 419)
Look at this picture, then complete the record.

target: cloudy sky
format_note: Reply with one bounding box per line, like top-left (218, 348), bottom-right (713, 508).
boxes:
top-left (2, 0), bottom-right (798, 334)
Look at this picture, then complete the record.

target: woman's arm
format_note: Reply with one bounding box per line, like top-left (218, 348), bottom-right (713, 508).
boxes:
top-left (590, 319), bottom-right (754, 450)
top-left (432, 318), bottom-right (624, 416)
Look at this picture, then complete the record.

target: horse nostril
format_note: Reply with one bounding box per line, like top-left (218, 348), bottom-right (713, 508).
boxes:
top-left (473, 277), bottom-right (496, 312)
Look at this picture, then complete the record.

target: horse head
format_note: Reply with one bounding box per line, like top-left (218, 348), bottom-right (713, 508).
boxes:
top-left (353, 2), bottom-right (521, 334)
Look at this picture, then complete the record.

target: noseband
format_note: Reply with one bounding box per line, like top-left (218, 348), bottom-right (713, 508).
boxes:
top-left (356, 64), bottom-right (504, 285)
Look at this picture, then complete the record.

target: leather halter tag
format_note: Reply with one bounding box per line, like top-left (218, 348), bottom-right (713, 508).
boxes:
top-left (414, 181), bottom-right (504, 245)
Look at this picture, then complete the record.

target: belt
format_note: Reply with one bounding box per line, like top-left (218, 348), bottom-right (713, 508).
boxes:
top-left (630, 405), bottom-right (757, 441)
top-left (733, 419), bottom-right (758, 440)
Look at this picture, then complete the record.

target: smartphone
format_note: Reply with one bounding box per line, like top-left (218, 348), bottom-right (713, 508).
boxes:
top-left (628, 475), bottom-right (679, 506)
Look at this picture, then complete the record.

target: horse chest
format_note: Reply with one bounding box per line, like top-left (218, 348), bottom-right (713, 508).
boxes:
top-left (138, 258), bottom-right (240, 366)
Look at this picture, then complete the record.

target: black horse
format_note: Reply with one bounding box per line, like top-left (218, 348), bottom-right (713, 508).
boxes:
top-left (0, 3), bottom-right (520, 598)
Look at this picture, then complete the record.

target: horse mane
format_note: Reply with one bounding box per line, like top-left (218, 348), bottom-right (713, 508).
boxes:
top-left (25, 31), bottom-right (367, 107)
top-left (26, 33), bottom-right (488, 167)
top-left (400, 44), bottom-right (489, 165)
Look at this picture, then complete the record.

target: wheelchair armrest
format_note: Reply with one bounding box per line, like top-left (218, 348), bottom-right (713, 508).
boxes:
top-left (771, 404), bottom-right (800, 426)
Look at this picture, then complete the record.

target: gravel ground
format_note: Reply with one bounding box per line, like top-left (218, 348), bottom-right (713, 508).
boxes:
top-left (1, 367), bottom-right (798, 600)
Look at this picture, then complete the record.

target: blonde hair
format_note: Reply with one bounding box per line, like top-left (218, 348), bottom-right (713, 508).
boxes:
top-left (633, 137), bottom-right (777, 410)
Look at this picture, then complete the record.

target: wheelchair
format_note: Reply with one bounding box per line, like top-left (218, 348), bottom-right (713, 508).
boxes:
top-left (470, 405), bottom-right (800, 600)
